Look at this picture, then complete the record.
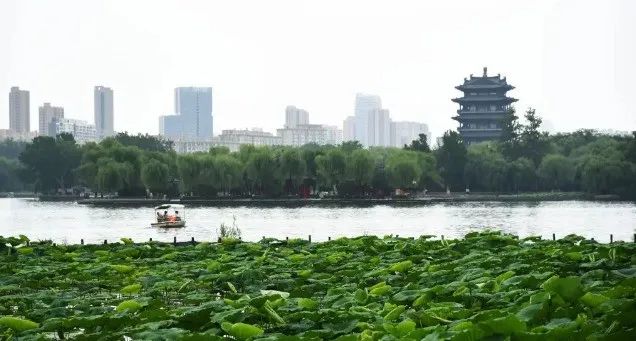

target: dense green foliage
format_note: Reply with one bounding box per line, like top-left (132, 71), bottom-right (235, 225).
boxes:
top-left (0, 232), bottom-right (634, 339)
top-left (436, 109), bottom-right (636, 197)
top-left (0, 140), bottom-right (29, 192)
top-left (0, 140), bottom-right (28, 161)
top-left (5, 109), bottom-right (636, 197)
top-left (113, 132), bottom-right (174, 152)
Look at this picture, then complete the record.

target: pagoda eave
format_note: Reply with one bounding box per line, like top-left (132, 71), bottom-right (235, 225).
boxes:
top-left (455, 84), bottom-right (514, 91)
top-left (453, 114), bottom-right (508, 121)
top-left (452, 97), bottom-right (518, 103)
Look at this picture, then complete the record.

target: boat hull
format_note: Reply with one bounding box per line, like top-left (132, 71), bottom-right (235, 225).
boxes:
top-left (151, 221), bottom-right (186, 228)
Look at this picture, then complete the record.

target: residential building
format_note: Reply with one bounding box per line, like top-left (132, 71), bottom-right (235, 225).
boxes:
top-left (159, 87), bottom-right (213, 140)
top-left (343, 116), bottom-right (356, 142)
top-left (597, 129), bottom-right (632, 136)
top-left (9, 87), bottom-right (30, 133)
top-left (452, 67), bottom-right (517, 144)
top-left (94, 86), bottom-right (114, 137)
top-left (391, 121), bottom-right (430, 148)
top-left (51, 118), bottom-right (97, 144)
top-left (277, 124), bottom-right (342, 146)
top-left (367, 109), bottom-right (391, 147)
top-left (0, 129), bottom-right (37, 142)
top-left (39, 103), bottom-right (64, 136)
top-left (214, 129), bottom-right (281, 151)
top-left (172, 140), bottom-right (216, 154)
top-left (171, 128), bottom-right (283, 153)
top-left (285, 106), bottom-right (309, 128)
top-left (354, 93), bottom-right (382, 147)
top-left (278, 106), bottom-right (343, 146)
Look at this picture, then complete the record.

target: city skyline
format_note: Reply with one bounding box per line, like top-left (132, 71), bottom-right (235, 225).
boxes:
top-left (3, 84), bottom-right (435, 143)
top-left (1, 1), bottom-right (634, 142)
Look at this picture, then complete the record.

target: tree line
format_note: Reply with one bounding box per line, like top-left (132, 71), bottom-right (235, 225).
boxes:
top-left (2, 112), bottom-right (635, 199)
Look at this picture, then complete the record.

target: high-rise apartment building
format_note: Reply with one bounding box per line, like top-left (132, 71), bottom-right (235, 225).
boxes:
top-left (367, 109), bottom-right (392, 147)
top-left (9, 87), bottom-right (30, 133)
top-left (354, 93), bottom-right (382, 147)
top-left (39, 103), bottom-right (64, 136)
top-left (343, 116), bottom-right (356, 142)
top-left (160, 87), bottom-right (213, 140)
top-left (346, 94), bottom-right (430, 148)
top-left (285, 106), bottom-right (309, 128)
top-left (94, 86), bottom-right (114, 137)
top-left (277, 106), bottom-right (342, 146)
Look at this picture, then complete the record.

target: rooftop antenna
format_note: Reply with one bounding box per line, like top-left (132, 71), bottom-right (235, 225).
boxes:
top-left (483, 66), bottom-right (488, 77)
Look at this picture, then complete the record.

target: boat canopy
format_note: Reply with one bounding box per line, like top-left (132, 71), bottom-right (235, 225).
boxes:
top-left (154, 204), bottom-right (185, 210)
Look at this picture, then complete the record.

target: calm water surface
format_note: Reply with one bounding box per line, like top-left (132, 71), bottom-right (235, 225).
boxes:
top-left (0, 198), bottom-right (634, 244)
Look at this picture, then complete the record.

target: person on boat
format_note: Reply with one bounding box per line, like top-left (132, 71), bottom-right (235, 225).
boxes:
top-left (174, 210), bottom-right (181, 221)
top-left (156, 211), bottom-right (164, 222)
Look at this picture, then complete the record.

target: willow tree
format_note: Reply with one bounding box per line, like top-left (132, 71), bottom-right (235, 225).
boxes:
top-left (176, 154), bottom-right (202, 194)
top-left (280, 149), bottom-right (306, 193)
top-left (386, 153), bottom-right (421, 191)
top-left (245, 148), bottom-right (280, 195)
top-left (537, 154), bottom-right (575, 191)
top-left (96, 160), bottom-right (124, 194)
top-left (316, 148), bottom-right (346, 194)
top-left (215, 154), bottom-right (243, 195)
top-left (346, 149), bottom-right (375, 195)
top-left (141, 158), bottom-right (169, 195)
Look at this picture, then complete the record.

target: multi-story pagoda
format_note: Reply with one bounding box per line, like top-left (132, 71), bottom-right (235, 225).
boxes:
top-left (452, 67), bottom-right (517, 144)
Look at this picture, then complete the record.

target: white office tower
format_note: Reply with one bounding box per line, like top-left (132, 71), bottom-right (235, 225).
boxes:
top-left (39, 103), bottom-right (64, 136)
top-left (9, 87), bottom-right (30, 133)
top-left (94, 86), bottom-right (114, 137)
top-left (285, 106), bottom-right (309, 128)
top-left (353, 93), bottom-right (382, 147)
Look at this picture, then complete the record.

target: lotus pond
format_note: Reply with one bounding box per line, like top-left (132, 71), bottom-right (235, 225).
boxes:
top-left (0, 232), bottom-right (635, 340)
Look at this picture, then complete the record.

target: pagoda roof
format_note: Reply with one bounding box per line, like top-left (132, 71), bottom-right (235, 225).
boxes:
top-left (455, 67), bottom-right (514, 90)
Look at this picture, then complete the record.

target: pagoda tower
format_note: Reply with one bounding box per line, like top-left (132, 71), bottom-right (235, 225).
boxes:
top-left (452, 67), bottom-right (517, 144)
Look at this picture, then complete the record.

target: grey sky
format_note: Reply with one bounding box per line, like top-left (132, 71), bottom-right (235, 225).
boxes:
top-left (1, 0), bottom-right (634, 141)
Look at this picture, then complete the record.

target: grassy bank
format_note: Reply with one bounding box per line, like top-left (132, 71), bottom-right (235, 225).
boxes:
top-left (1, 232), bottom-right (634, 339)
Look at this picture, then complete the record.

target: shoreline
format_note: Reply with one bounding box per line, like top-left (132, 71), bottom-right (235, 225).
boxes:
top-left (63, 192), bottom-right (622, 206)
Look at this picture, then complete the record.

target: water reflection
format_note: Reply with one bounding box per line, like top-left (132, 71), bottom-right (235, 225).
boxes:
top-left (0, 198), bottom-right (634, 244)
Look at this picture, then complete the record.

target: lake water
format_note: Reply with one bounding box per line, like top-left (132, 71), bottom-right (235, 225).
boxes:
top-left (0, 198), bottom-right (634, 244)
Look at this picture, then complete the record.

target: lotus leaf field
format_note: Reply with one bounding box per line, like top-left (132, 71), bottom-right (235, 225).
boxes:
top-left (1, 232), bottom-right (635, 340)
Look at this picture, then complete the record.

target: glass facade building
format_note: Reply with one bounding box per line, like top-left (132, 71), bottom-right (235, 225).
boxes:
top-left (160, 87), bottom-right (213, 140)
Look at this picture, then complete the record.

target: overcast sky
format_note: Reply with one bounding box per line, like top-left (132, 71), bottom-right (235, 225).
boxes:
top-left (1, 0), bottom-right (634, 140)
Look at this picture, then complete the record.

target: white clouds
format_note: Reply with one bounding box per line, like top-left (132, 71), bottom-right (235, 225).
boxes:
top-left (0, 0), bottom-right (634, 140)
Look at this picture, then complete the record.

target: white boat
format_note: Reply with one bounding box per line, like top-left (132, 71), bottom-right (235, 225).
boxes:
top-left (151, 204), bottom-right (186, 228)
